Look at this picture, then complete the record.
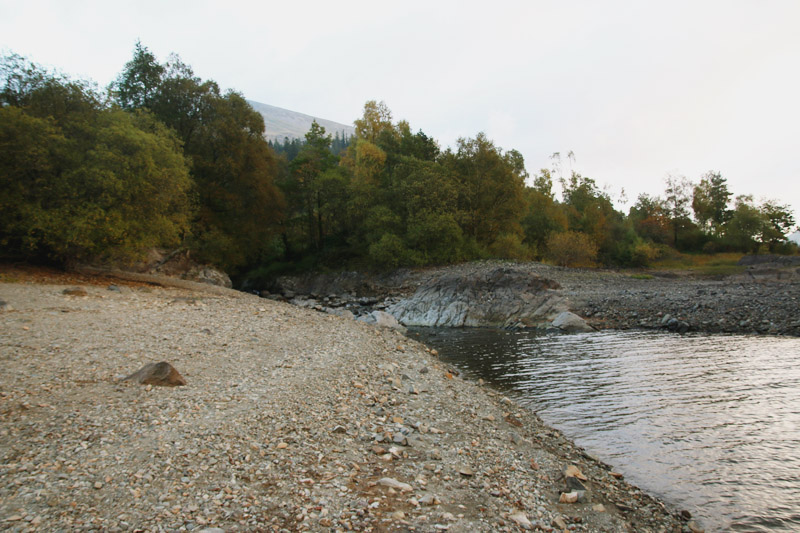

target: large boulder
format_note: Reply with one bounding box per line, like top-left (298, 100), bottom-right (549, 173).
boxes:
top-left (387, 266), bottom-right (566, 328)
top-left (551, 311), bottom-right (594, 333)
top-left (358, 310), bottom-right (406, 332)
top-left (133, 249), bottom-right (232, 288)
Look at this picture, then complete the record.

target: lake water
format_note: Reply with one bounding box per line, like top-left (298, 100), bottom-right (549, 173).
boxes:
top-left (413, 328), bottom-right (800, 532)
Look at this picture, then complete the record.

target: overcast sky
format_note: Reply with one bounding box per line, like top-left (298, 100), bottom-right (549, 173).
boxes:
top-left (2, 0), bottom-right (799, 221)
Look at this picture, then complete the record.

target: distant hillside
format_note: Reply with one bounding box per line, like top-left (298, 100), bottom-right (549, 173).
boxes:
top-left (247, 100), bottom-right (355, 142)
top-left (790, 231), bottom-right (800, 245)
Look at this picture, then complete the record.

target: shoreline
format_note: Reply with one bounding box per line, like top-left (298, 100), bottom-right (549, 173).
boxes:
top-left (0, 268), bottom-right (691, 532)
top-left (269, 260), bottom-right (800, 337)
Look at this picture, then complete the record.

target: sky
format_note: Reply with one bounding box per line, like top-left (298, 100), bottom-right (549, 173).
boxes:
top-left (2, 0), bottom-right (799, 222)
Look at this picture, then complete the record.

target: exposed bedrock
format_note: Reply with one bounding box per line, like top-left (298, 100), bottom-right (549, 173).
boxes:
top-left (386, 266), bottom-right (567, 328)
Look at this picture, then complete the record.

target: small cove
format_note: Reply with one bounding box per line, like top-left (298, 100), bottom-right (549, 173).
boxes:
top-left (414, 328), bottom-right (800, 532)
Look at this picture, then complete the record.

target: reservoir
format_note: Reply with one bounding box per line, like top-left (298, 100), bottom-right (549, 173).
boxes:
top-left (414, 329), bottom-right (800, 532)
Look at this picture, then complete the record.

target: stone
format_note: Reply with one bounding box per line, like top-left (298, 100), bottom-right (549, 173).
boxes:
top-left (107, 285), bottom-right (121, 292)
top-left (564, 465), bottom-right (587, 481)
top-left (370, 310), bottom-right (406, 332)
top-left (553, 516), bottom-right (568, 530)
top-left (458, 466), bottom-right (474, 476)
top-left (566, 476), bottom-right (586, 491)
top-left (509, 511), bottom-right (532, 530)
top-left (123, 362), bottom-right (186, 386)
top-left (0, 300), bottom-right (11, 312)
top-left (688, 521), bottom-right (704, 533)
top-left (558, 491), bottom-right (579, 503)
top-left (592, 504), bottom-right (606, 512)
top-left (418, 494), bottom-right (440, 506)
top-left (551, 311), bottom-right (594, 333)
top-left (377, 477), bottom-right (413, 492)
top-left (62, 287), bottom-right (88, 296)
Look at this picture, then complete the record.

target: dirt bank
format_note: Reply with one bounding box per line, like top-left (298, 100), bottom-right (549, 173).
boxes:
top-left (0, 268), bottom-right (690, 532)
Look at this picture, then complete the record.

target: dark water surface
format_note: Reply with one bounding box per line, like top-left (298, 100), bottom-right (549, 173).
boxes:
top-left (413, 328), bottom-right (800, 532)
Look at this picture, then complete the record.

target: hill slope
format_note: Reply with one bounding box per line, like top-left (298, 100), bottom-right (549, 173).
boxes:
top-left (247, 100), bottom-right (355, 142)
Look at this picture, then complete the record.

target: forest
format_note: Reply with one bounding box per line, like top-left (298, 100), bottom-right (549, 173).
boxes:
top-left (1, 44), bottom-right (797, 282)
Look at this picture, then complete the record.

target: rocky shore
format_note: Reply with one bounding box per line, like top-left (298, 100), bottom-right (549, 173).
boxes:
top-left (267, 259), bottom-right (800, 337)
top-left (0, 267), bottom-right (691, 532)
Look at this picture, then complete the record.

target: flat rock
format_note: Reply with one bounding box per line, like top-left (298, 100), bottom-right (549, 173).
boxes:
top-left (123, 361), bottom-right (186, 386)
top-left (377, 477), bottom-right (413, 492)
top-left (62, 287), bottom-right (88, 296)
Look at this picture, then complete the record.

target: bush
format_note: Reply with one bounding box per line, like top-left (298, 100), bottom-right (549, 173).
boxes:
top-left (489, 232), bottom-right (532, 261)
top-left (702, 241), bottom-right (718, 254)
top-left (630, 241), bottom-right (663, 267)
top-left (545, 231), bottom-right (598, 267)
top-left (0, 106), bottom-right (192, 265)
top-left (368, 233), bottom-right (412, 269)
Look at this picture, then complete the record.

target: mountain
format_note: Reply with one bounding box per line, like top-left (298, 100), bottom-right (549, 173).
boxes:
top-left (247, 100), bottom-right (355, 142)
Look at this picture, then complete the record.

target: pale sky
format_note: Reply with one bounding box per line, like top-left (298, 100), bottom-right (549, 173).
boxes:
top-left (2, 0), bottom-right (799, 221)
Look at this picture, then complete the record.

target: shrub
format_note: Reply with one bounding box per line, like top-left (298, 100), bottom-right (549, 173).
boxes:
top-left (368, 233), bottom-right (412, 269)
top-left (489, 232), bottom-right (532, 261)
top-left (630, 241), bottom-right (662, 267)
top-left (545, 231), bottom-right (598, 267)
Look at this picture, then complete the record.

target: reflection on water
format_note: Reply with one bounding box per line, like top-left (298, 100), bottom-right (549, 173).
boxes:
top-left (413, 328), bottom-right (800, 532)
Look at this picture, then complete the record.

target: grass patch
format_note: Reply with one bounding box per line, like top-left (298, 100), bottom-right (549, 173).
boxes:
top-left (649, 252), bottom-right (745, 278)
top-left (629, 273), bottom-right (654, 280)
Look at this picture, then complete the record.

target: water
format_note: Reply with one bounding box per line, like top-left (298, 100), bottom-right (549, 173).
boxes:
top-left (413, 328), bottom-right (800, 532)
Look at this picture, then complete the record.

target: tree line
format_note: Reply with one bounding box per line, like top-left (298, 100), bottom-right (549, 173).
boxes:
top-left (1, 44), bottom-right (797, 281)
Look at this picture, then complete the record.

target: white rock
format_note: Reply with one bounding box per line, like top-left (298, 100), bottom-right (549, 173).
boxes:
top-left (377, 477), bottom-right (413, 492)
top-left (509, 511), bottom-right (533, 529)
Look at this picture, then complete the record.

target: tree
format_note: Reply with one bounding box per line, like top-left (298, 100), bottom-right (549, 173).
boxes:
top-left (354, 100), bottom-right (395, 144)
top-left (522, 169), bottom-right (567, 255)
top-left (663, 175), bottom-right (693, 248)
top-left (281, 121), bottom-right (338, 252)
top-left (724, 195), bottom-right (763, 253)
top-left (112, 41), bottom-right (164, 110)
top-left (692, 171), bottom-right (731, 235)
top-left (111, 45), bottom-right (286, 272)
top-left (0, 58), bottom-right (192, 265)
top-left (629, 193), bottom-right (671, 244)
top-left (443, 133), bottom-right (527, 248)
top-left (758, 201), bottom-right (795, 250)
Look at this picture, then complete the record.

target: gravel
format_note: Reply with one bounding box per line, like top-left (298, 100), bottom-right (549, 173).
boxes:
top-left (1, 269), bottom-right (688, 532)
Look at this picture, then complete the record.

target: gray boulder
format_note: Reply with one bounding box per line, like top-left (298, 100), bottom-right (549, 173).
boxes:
top-left (359, 310), bottom-right (406, 332)
top-left (387, 266), bottom-right (565, 328)
top-left (551, 311), bottom-right (594, 333)
top-left (184, 266), bottom-right (232, 289)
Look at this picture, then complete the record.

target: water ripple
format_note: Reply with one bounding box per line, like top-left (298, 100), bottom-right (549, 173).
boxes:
top-left (415, 328), bottom-right (800, 532)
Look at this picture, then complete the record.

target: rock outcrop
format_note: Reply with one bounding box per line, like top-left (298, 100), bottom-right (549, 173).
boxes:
top-left (134, 249), bottom-right (232, 288)
top-left (387, 266), bottom-right (566, 328)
